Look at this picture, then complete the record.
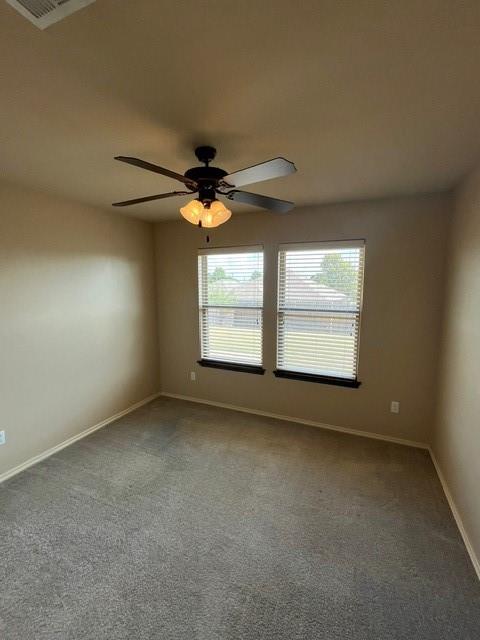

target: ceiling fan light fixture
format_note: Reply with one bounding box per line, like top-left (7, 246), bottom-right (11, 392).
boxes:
top-left (180, 199), bottom-right (231, 228)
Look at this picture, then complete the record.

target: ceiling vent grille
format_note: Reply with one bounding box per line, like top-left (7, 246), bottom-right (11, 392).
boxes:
top-left (5, 0), bottom-right (96, 29)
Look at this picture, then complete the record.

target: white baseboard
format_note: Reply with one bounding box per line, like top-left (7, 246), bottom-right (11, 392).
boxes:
top-left (428, 448), bottom-right (480, 581)
top-left (160, 391), bottom-right (429, 450)
top-left (0, 392), bottom-right (161, 485)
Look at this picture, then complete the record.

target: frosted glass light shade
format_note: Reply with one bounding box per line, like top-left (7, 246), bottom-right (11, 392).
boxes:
top-left (202, 200), bottom-right (232, 228)
top-left (180, 199), bottom-right (204, 225)
top-left (180, 199), bottom-right (232, 228)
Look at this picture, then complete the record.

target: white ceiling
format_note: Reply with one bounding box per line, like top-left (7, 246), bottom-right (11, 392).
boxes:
top-left (2, 0), bottom-right (480, 220)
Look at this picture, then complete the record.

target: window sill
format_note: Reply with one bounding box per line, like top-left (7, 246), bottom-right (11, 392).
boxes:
top-left (198, 359), bottom-right (266, 375)
top-left (273, 369), bottom-right (361, 388)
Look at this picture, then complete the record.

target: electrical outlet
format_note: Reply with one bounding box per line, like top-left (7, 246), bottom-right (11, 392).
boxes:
top-left (190, 371), bottom-right (196, 381)
top-left (390, 401), bottom-right (400, 414)
top-left (0, 430), bottom-right (6, 445)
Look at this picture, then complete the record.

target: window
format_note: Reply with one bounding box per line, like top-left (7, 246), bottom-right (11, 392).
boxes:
top-left (198, 246), bottom-right (264, 373)
top-left (275, 240), bottom-right (365, 386)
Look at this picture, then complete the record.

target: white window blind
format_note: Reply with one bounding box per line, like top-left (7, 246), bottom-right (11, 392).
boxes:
top-left (198, 246), bottom-right (264, 366)
top-left (277, 241), bottom-right (365, 380)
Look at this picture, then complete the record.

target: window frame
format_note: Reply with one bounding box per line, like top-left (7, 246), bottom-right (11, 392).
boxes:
top-left (197, 245), bottom-right (265, 375)
top-left (274, 239), bottom-right (365, 387)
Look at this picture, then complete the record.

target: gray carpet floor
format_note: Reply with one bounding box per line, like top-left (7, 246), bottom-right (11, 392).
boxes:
top-left (1, 397), bottom-right (479, 639)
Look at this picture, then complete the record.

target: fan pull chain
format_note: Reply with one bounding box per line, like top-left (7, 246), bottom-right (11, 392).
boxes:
top-left (197, 220), bottom-right (210, 243)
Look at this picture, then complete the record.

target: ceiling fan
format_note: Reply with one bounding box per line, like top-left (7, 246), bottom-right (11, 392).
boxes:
top-left (112, 146), bottom-right (297, 228)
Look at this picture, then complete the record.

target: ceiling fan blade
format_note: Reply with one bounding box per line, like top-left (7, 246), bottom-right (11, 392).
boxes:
top-left (226, 190), bottom-right (294, 213)
top-left (114, 156), bottom-right (197, 189)
top-left (222, 157), bottom-right (296, 188)
top-left (112, 191), bottom-right (191, 207)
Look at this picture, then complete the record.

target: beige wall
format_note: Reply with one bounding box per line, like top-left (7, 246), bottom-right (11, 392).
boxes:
top-left (434, 168), bottom-right (480, 564)
top-left (0, 180), bottom-right (160, 476)
top-left (155, 193), bottom-right (450, 444)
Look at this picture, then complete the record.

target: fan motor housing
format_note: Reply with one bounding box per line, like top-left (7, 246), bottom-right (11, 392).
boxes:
top-left (186, 146), bottom-right (229, 202)
top-left (185, 166), bottom-right (229, 205)
top-left (184, 166), bottom-right (228, 184)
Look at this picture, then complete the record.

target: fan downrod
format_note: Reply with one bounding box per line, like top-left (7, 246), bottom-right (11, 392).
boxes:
top-left (195, 145), bottom-right (216, 166)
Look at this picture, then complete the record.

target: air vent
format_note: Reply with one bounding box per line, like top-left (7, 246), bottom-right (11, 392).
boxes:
top-left (5, 0), bottom-right (96, 29)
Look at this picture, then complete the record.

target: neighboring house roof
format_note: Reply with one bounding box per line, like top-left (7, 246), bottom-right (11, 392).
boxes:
top-left (212, 276), bottom-right (354, 311)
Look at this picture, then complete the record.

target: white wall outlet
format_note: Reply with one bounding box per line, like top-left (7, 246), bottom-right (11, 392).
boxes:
top-left (190, 371), bottom-right (196, 381)
top-left (0, 430), bottom-right (6, 445)
top-left (390, 401), bottom-right (400, 414)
